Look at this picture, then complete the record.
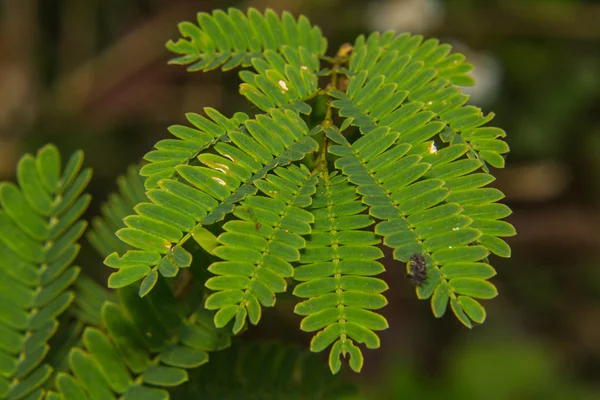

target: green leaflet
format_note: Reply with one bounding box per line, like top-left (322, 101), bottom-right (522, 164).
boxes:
top-left (293, 173), bottom-right (388, 374)
top-left (326, 125), bottom-right (510, 328)
top-left (0, 145), bottom-right (91, 398)
top-left (108, 106), bottom-right (320, 296)
top-left (206, 164), bottom-right (318, 333)
top-left (166, 8), bottom-right (327, 72)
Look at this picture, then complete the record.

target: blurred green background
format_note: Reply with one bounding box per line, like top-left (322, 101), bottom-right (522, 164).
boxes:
top-left (1, 0), bottom-right (600, 398)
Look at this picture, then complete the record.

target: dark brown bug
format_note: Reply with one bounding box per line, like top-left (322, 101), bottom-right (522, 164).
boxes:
top-left (407, 253), bottom-right (427, 287)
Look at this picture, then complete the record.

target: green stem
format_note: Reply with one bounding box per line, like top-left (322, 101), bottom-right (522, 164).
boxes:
top-left (315, 44), bottom-right (351, 174)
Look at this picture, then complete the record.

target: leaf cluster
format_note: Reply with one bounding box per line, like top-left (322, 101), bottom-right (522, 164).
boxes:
top-left (0, 7), bottom-right (515, 398)
top-left (105, 8), bottom-right (514, 374)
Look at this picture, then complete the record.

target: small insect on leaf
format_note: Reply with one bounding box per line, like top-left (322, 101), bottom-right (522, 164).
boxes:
top-left (407, 253), bottom-right (428, 286)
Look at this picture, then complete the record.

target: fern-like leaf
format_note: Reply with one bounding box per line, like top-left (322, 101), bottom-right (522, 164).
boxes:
top-left (46, 288), bottom-right (231, 400)
top-left (335, 31), bottom-right (508, 170)
top-left (0, 144), bottom-right (91, 399)
top-left (349, 32), bottom-right (475, 86)
top-left (166, 8), bottom-right (327, 72)
top-left (326, 118), bottom-right (511, 327)
top-left (205, 164), bottom-right (318, 333)
top-left (108, 107), bottom-right (320, 294)
top-left (109, 10), bottom-right (325, 295)
top-left (316, 32), bottom-right (515, 327)
top-left (98, 9), bottom-right (515, 376)
top-left (293, 173), bottom-right (388, 374)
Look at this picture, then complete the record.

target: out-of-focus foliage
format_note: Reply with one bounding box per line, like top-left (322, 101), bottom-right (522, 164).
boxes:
top-left (0, 145), bottom-right (90, 399)
top-left (372, 337), bottom-right (599, 400)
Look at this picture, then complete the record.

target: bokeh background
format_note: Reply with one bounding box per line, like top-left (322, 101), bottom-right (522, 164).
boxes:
top-left (2, 0), bottom-right (600, 398)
